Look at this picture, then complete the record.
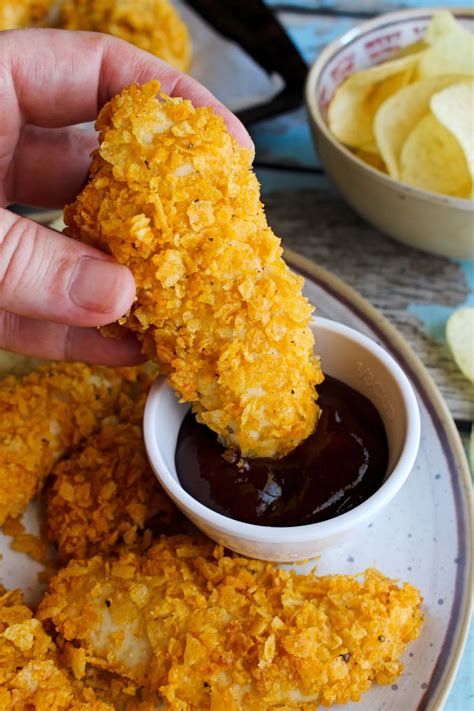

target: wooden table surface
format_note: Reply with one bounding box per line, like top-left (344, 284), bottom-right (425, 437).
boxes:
top-left (255, 2), bottom-right (473, 708)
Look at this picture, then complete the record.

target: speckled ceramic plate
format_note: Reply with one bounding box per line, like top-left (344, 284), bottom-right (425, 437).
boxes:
top-left (0, 251), bottom-right (471, 711)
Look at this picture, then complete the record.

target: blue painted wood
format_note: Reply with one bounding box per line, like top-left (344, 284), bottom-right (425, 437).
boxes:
top-left (267, 0), bottom-right (463, 13)
top-left (445, 625), bottom-right (474, 711)
top-left (256, 166), bottom-right (333, 193)
top-left (251, 108), bottom-right (321, 170)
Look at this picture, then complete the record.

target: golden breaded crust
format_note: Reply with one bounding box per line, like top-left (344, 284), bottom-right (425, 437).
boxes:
top-left (2, 516), bottom-right (47, 563)
top-left (47, 386), bottom-right (180, 561)
top-left (0, 362), bottom-right (123, 525)
top-left (0, 0), bottom-right (52, 29)
top-left (38, 535), bottom-right (423, 709)
top-left (75, 667), bottom-right (162, 711)
top-left (65, 81), bottom-right (323, 458)
top-left (59, 0), bottom-right (191, 71)
top-left (0, 586), bottom-right (114, 710)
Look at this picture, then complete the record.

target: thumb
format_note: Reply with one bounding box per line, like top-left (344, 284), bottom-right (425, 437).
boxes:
top-left (0, 208), bottom-right (135, 327)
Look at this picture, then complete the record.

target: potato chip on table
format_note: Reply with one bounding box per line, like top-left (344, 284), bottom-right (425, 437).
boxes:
top-left (446, 307), bottom-right (474, 384)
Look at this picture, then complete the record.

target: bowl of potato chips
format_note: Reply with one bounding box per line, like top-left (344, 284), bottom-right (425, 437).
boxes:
top-left (305, 9), bottom-right (474, 260)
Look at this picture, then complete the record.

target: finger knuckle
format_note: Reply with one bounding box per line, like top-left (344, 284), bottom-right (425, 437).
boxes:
top-left (0, 215), bottom-right (70, 304)
top-left (0, 215), bottom-right (39, 295)
top-left (0, 62), bottom-right (11, 103)
top-left (0, 309), bottom-right (20, 351)
top-left (63, 325), bottom-right (77, 362)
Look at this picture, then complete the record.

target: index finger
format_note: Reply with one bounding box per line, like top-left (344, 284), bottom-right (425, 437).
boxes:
top-left (0, 28), bottom-right (252, 148)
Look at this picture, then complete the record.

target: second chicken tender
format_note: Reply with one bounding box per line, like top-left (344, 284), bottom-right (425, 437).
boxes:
top-left (59, 0), bottom-right (191, 71)
top-left (0, 363), bottom-right (122, 525)
top-left (65, 81), bottom-right (323, 458)
top-left (38, 535), bottom-right (423, 710)
top-left (46, 385), bottom-right (180, 561)
top-left (0, 585), bottom-right (113, 710)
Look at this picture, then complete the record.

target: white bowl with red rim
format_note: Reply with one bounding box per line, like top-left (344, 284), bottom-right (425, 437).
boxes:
top-left (144, 317), bottom-right (420, 562)
top-left (305, 8), bottom-right (474, 260)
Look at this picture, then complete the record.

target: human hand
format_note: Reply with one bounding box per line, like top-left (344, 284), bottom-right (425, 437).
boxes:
top-left (0, 29), bottom-right (252, 365)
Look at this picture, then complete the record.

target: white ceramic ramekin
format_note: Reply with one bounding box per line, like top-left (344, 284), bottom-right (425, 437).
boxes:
top-left (144, 317), bottom-right (420, 561)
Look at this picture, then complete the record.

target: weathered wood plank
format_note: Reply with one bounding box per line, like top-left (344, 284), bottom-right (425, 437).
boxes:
top-left (262, 187), bottom-right (474, 421)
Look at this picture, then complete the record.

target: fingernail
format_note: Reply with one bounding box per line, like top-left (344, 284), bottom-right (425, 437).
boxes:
top-left (68, 256), bottom-right (130, 314)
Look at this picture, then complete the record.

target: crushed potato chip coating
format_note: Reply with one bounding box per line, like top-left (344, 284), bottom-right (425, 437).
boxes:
top-left (59, 0), bottom-right (191, 71)
top-left (46, 385), bottom-right (179, 561)
top-left (0, 585), bottom-right (114, 710)
top-left (0, 363), bottom-right (123, 525)
top-left (38, 535), bottom-right (423, 710)
top-left (0, 0), bottom-right (52, 29)
top-left (75, 667), bottom-right (163, 711)
top-left (2, 516), bottom-right (47, 563)
top-left (65, 81), bottom-right (323, 458)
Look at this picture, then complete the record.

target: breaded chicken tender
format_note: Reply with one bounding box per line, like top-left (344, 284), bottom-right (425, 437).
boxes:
top-left (65, 81), bottom-right (323, 458)
top-left (0, 363), bottom-right (123, 525)
top-left (47, 384), bottom-right (179, 561)
top-left (38, 536), bottom-right (423, 710)
top-left (0, 0), bottom-right (52, 29)
top-left (0, 585), bottom-right (113, 710)
top-left (59, 0), bottom-right (191, 71)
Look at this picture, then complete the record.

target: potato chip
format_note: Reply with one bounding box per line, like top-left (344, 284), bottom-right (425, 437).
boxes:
top-left (374, 76), bottom-right (463, 179)
top-left (353, 148), bottom-right (387, 173)
top-left (424, 10), bottom-right (460, 45)
top-left (446, 307), bottom-right (474, 383)
top-left (390, 40), bottom-right (427, 60)
top-left (400, 113), bottom-right (471, 196)
top-left (431, 81), bottom-right (474, 180)
top-left (418, 19), bottom-right (474, 78)
top-left (328, 54), bottom-right (417, 149)
top-left (359, 141), bottom-right (379, 154)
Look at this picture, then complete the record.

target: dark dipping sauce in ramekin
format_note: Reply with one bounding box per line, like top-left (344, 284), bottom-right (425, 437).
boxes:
top-left (175, 376), bottom-right (389, 527)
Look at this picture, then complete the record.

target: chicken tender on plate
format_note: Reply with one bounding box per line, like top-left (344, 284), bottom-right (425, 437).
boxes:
top-left (38, 535), bottom-right (423, 710)
top-left (0, 363), bottom-right (123, 525)
top-left (59, 0), bottom-right (191, 71)
top-left (47, 384), bottom-right (179, 561)
top-left (65, 81), bottom-right (323, 458)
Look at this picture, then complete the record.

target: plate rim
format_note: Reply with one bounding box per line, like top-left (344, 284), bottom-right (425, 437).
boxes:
top-left (0, 245), bottom-right (470, 709)
top-left (286, 248), bottom-right (473, 711)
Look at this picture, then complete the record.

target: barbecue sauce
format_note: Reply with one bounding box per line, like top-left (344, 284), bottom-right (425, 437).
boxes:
top-left (175, 376), bottom-right (388, 527)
